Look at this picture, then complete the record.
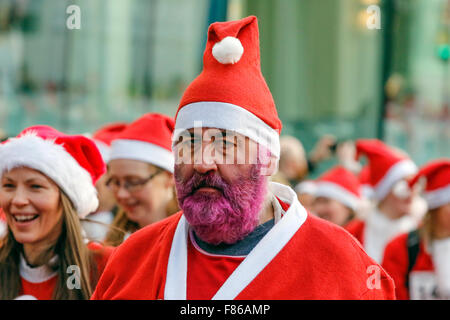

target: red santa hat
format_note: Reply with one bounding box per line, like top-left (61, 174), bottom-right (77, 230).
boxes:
top-left (0, 125), bottom-right (106, 218)
top-left (109, 113), bottom-right (175, 173)
top-left (92, 122), bottom-right (128, 163)
top-left (314, 166), bottom-right (361, 211)
top-left (173, 16), bottom-right (282, 160)
top-left (409, 159), bottom-right (450, 210)
top-left (355, 139), bottom-right (417, 201)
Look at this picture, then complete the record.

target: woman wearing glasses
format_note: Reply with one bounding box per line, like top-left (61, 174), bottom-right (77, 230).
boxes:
top-left (104, 113), bottom-right (178, 246)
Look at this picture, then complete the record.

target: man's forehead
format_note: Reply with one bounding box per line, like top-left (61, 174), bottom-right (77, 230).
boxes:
top-left (186, 127), bottom-right (243, 137)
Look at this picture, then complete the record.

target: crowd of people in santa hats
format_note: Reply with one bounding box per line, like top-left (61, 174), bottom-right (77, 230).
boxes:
top-left (0, 15), bottom-right (448, 301)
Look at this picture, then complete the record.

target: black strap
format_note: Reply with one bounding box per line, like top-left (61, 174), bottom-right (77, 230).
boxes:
top-left (405, 229), bottom-right (420, 289)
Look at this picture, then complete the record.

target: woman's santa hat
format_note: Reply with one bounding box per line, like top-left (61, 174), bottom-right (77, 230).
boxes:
top-left (92, 122), bottom-right (128, 163)
top-left (314, 166), bottom-right (361, 211)
top-left (355, 139), bottom-right (417, 201)
top-left (295, 180), bottom-right (317, 196)
top-left (409, 159), bottom-right (450, 210)
top-left (109, 113), bottom-right (175, 173)
top-left (0, 125), bottom-right (106, 218)
top-left (173, 16), bottom-right (282, 159)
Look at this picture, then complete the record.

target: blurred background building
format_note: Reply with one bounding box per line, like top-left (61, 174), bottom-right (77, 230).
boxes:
top-left (0, 0), bottom-right (449, 176)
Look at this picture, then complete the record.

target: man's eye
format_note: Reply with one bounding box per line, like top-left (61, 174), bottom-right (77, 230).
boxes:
top-left (31, 184), bottom-right (43, 189)
top-left (2, 183), bottom-right (15, 188)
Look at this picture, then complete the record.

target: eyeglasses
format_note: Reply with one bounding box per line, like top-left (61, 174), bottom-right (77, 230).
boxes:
top-left (105, 169), bottom-right (163, 193)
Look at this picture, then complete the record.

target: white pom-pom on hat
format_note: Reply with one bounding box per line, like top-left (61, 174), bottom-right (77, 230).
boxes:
top-left (212, 36), bottom-right (244, 64)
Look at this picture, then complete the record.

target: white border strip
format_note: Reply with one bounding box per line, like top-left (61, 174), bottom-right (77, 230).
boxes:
top-left (110, 139), bottom-right (174, 173)
top-left (164, 215), bottom-right (189, 300)
top-left (374, 159), bottom-right (417, 201)
top-left (425, 184), bottom-right (450, 210)
top-left (19, 254), bottom-right (58, 284)
top-left (173, 102), bottom-right (280, 158)
top-left (314, 181), bottom-right (359, 211)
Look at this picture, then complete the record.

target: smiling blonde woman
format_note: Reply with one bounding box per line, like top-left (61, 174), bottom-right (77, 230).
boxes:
top-left (103, 113), bottom-right (178, 247)
top-left (0, 125), bottom-right (114, 300)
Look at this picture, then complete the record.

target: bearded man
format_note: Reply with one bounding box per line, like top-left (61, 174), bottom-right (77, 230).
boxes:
top-left (92, 16), bottom-right (395, 300)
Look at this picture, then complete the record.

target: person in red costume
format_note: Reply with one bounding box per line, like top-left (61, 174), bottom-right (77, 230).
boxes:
top-left (92, 16), bottom-right (395, 300)
top-left (0, 126), bottom-right (114, 299)
top-left (345, 139), bottom-right (419, 263)
top-left (382, 159), bottom-right (450, 300)
top-left (313, 166), bottom-right (361, 227)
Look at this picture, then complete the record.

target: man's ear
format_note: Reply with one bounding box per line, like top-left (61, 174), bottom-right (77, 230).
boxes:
top-left (260, 156), bottom-right (278, 177)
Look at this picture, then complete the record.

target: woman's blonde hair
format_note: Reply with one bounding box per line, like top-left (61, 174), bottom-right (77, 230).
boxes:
top-left (0, 192), bottom-right (96, 299)
top-left (419, 208), bottom-right (440, 245)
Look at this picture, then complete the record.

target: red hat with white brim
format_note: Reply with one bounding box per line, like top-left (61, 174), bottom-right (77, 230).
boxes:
top-left (0, 125), bottom-right (105, 218)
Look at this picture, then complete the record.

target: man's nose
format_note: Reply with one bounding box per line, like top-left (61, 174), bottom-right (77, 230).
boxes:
top-left (193, 142), bottom-right (218, 174)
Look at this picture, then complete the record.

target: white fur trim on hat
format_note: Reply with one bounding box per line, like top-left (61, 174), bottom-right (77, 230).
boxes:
top-left (173, 101), bottom-right (280, 159)
top-left (0, 133), bottom-right (99, 218)
top-left (109, 139), bottom-right (174, 173)
top-left (373, 159), bottom-right (417, 201)
top-left (93, 139), bottom-right (111, 163)
top-left (314, 181), bottom-right (360, 211)
top-left (425, 184), bottom-right (450, 210)
top-left (212, 36), bottom-right (244, 64)
top-left (294, 181), bottom-right (317, 195)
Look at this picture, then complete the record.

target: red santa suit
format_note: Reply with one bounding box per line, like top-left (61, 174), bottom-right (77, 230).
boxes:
top-left (92, 182), bottom-right (395, 300)
top-left (382, 233), bottom-right (450, 300)
top-left (382, 159), bottom-right (450, 300)
top-left (17, 242), bottom-right (114, 300)
top-left (345, 139), bottom-right (419, 262)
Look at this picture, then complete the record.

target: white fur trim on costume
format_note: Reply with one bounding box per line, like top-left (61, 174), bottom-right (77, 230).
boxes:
top-left (425, 184), bottom-right (450, 210)
top-left (109, 139), bottom-right (174, 173)
top-left (314, 181), bottom-right (360, 211)
top-left (19, 254), bottom-right (58, 284)
top-left (373, 159), bottom-right (417, 201)
top-left (0, 133), bottom-right (99, 218)
top-left (164, 182), bottom-right (307, 300)
top-left (173, 102), bottom-right (280, 159)
top-left (212, 36), bottom-right (244, 64)
top-left (364, 209), bottom-right (417, 263)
